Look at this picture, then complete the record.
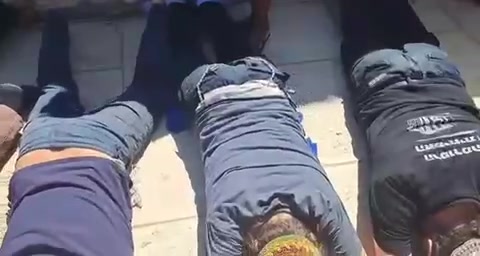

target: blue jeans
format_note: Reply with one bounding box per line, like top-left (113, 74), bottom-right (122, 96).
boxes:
top-left (182, 57), bottom-right (363, 255)
top-left (20, 5), bottom-right (181, 170)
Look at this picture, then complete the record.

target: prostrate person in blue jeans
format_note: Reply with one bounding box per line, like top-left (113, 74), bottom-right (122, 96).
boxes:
top-left (0, 5), bottom-right (189, 255)
top-left (180, 57), bottom-right (363, 255)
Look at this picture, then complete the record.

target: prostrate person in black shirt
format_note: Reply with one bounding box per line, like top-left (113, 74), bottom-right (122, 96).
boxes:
top-left (341, 0), bottom-right (480, 255)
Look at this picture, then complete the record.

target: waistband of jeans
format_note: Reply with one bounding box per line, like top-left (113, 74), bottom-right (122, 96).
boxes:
top-left (197, 80), bottom-right (288, 110)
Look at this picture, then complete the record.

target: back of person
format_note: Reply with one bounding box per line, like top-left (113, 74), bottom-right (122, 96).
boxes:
top-left (362, 78), bottom-right (480, 252)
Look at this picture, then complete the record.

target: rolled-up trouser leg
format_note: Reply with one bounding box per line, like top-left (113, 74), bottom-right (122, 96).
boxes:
top-left (184, 58), bottom-right (362, 255)
top-left (0, 8), bottom-right (169, 256)
top-left (198, 1), bottom-right (252, 63)
top-left (351, 43), bottom-right (464, 104)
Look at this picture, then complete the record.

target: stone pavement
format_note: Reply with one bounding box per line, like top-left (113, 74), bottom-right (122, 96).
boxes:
top-left (2, 0), bottom-right (480, 255)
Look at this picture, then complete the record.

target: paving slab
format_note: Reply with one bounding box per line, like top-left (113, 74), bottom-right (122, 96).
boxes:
top-left (264, 0), bottom-right (340, 65)
top-left (76, 69), bottom-right (124, 110)
top-left (71, 21), bottom-right (123, 72)
top-left (133, 217), bottom-right (200, 256)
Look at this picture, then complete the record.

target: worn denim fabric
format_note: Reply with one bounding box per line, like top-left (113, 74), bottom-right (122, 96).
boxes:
top-left (19, 84), bottom-right (157, 170)
top-left (19, 5), bottom-right (176, 170)
top-left (182, 58), bottom-right (362, 255)
top-left (181, 56), bottom-right (289, 106)
top-left (350, 43), bottom-right (465, 128)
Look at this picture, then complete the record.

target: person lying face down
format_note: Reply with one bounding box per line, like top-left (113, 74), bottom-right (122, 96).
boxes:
top-left (0, 5), bottom-right (196, 255)
top-left (180, 57), bottom-right (363, 255)
top-left (340, 0), bottom-right (480, 255)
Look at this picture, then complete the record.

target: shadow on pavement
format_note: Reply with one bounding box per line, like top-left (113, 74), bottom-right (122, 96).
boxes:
top-left (342, 95), bottom-right (374, 255)
top-left (343, 93), bottom-right (386, 256)
top-left (172, 130), bottom-right (207, 256)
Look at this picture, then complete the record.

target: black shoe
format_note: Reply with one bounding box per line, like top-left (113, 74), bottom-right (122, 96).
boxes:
top-left (0, 3), bottom-right (19, 42)
top-left (198, 2), bottom-right (253, 62)
top-left (0, 83), bottom-right (40, 116)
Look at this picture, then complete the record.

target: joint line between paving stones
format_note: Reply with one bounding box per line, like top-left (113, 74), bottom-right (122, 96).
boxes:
top-left (74, 66), bottom-right (124, 73)
top-left (277, 57), bottom-right (340, 68)
top-left (323, 159), bottom-right (358, 168)
top-left (133, 215), bottom-right (198, 229)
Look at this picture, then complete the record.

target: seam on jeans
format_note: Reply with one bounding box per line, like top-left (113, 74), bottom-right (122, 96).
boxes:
top-left (196, 64), bottom-right (217, 102)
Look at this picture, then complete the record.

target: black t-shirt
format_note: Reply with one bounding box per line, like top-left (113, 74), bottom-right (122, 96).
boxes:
top-left (357, 80), bottom-right (480, 255)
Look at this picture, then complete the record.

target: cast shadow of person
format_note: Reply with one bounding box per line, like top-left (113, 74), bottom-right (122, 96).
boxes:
top-left (342, 94), bottom-right (386, 256)
top-left (170, 128), bottom-right (207, 256)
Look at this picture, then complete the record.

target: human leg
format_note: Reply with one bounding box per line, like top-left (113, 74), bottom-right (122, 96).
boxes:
top-left (29, 11), bottom-right (83, 121)
top-left (340, 0), bottom-right (388, 74)
top-left (181, 57), bottom-right (362, 255)
top-left (198, 1), bottom-right (252, 63)
top-left (340, 0), bottom-right (440, 75)
top-left (369, 0), bottom-right (439, 49)
top-left (0, 2), bottom-right (18, 44)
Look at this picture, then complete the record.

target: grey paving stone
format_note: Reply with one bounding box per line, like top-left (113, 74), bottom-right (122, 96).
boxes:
top-left (70, 21), bottom-right (122, 72)
top-left (132, 129), bottom-right (201, 225)
top-left (118, 17), bottom-right (146, 88)
top-left (75, 69), bottom-right (124, 111)
top-left (0, 29), bottom-right (42, 85)
top-left (414, 6), bottom-right (458, 33)
top-left (440, 0), bottom-right (480, 42)
top-left (264, 0), bottom-right (340, 65)
top-left (133, 217), bottom-right (200, 256)
top-left (436, 32), bottom-right (480, 98)
top-left (281, 59), bottom-right (346, 106)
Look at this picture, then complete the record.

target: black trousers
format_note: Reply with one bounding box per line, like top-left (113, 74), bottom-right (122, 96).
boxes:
top-left (0, 3), bottom-right (18, 45)
top-left (340, 0), bottom-right (440, 73)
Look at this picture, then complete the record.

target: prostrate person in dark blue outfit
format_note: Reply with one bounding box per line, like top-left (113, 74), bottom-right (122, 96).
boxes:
top-left (180, 57), bottom-right (363, 255)
top-left (0, 5), bottom-right (188, 255)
